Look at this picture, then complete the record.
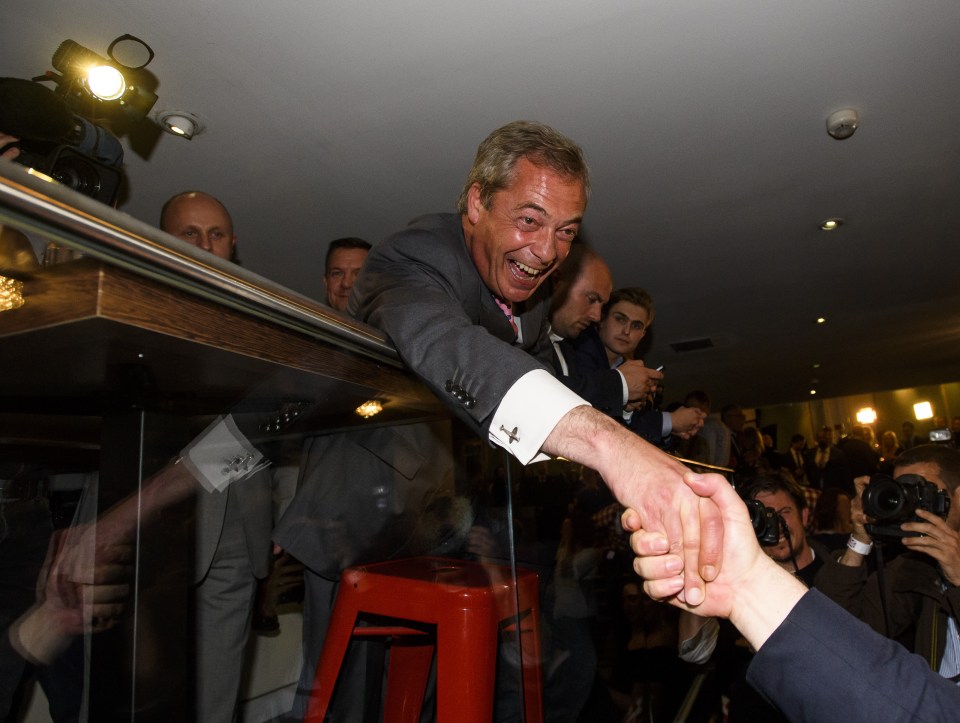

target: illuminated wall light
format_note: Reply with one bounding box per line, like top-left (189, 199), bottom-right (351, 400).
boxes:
top-left (355, 400), bottom-right (383, 419)
top-left (914, 402), bottom-right (933, 421)
top-left (0, 275), bottom-right (25, 311)
top-left (856, 407), bottom-right (877, 425)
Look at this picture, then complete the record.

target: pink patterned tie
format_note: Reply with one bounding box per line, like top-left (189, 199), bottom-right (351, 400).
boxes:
top-left (493, 296), bottom-right (518, 336)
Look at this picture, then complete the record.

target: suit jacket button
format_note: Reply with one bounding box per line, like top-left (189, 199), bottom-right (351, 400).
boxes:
top-left (464, 398), bottom-right (476, 409)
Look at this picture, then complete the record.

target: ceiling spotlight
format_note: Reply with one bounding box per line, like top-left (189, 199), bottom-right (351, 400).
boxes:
top-left (157, 111), bottom-right (202, 139)
top-left (820, 218), bottom-right (843, 231)
top-left (826, 108), bottom-right (859, 140)
top-left (816, 317), bottom-right (826, 324)
top-left (809, 389), bottom-right (817, 396)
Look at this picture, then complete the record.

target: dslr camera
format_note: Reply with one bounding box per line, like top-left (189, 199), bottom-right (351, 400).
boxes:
top-left (862, 473), bottom-right (951, 538)
top-left (746, 498), bottom-right (782, 546)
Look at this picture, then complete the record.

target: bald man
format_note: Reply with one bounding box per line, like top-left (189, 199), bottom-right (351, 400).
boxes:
top-left (160, 191), bottom-right (272, 723)
top-left (160, 191), bottom-right (237, 261)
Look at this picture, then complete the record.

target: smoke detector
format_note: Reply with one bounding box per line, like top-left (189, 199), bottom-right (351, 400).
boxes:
top-left (826, 108), bottom-right (859, 140)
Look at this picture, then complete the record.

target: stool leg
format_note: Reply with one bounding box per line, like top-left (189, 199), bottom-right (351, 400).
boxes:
top-left (436, 610), bottom-right (498, 723)
top-left (384, 641), bottom-right (435, 723)
top-left (304, 601), bottom-right (361, 722)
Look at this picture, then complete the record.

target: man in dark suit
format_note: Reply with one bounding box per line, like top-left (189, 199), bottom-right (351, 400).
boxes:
top-left (351, 120), bottom-right (724, 605)
top-left (804, 425), bottom-right (853, 494)
top-left (546, 246), bottom-right (665, 433)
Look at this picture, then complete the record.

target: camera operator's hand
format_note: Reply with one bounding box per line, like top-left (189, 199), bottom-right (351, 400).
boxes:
top-left (839, 475), bottom-right (875, 567)
top-left (619, 360), bottom-right (662, 405)
top-left (0, 133), bottom-right (20, 160)
top-left (900, 494), bottom-right (960, 586)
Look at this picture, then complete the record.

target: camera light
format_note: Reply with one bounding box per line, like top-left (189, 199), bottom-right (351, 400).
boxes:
top-left (914, 402), bottom-right (933, 421)
top-left (856, 407), bottom-right (877, 425)
top-left (86, 64), bottom-right (126, 101)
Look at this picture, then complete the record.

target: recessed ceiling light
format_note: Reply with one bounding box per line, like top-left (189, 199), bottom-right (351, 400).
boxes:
top-left (812, 363), bottom-right (821, 369)
top-left (816, 317), bottom-right (826, 324)
top-left (156, 110), bottom-right (203, 139)
top-left (820, 218), bottom-right (844, 231)
top-left (809, 389), bottom-right (817, 396)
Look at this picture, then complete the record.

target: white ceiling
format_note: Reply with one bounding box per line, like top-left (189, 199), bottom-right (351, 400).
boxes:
top-left (4, 0), bottom-right (960, 411)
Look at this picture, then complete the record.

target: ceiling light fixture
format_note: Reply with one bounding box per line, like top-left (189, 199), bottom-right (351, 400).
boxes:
top-left (816, 317), bottom-right (826, 324)
top-left (826, 108), bottom-right (859, 140)
top-left (820, 218), bottom-right (843, 231)
top-left (157, 111), bottom-right (202, 139)
top-left (355, 400), bottom-right (383, 419)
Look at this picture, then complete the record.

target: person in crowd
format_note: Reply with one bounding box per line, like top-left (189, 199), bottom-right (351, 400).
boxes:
top-left (568, 286), bottom-right (704, 447)
top-left (809, 487), bottom-right (853, 551)
top-left (878, 429), bottom-right (900, 473)
top-left (606, 581), bottom-right (691, 722)
top-left (626, 471), bottom-right (960, 722)
top-left (161, 191), bottom-right (274, 723)
top-left (837, 424), bottom-right (881, 479)
top-left (682, 390), bottom-right (730, 469)
top-left (546, 244), bottom-right (664, 424)
top-left (900, 420), bottom-right (923, 452)
top-left (322, 237), bottom-right (371, 311)
top-left (720, 405), bottom-right (746, 469)
top-left (803, 425), bottom-right (852, 494)
top-left (160, 191), bottom-right (237, 262)
top-left (815, 444), bottom-right (960, 677)
top-left (349, 120), bottom-right (725, 605)
top-left (783, 433), bottom-right (808, 486)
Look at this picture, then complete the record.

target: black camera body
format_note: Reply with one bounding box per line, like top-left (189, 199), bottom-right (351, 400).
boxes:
top-left (862, 473), bottom-right (951, 538)
top-left (746, 498), bottom-right (781, 546)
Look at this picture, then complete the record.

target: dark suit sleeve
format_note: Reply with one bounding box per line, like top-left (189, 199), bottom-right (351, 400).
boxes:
top-left (350, 216), bottom-right (554, 436)
top-left (747, 589), bottom-right (960, 722)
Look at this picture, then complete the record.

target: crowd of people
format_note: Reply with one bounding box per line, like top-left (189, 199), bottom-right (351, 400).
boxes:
top-left (4, 121), bottom-right (960, 723)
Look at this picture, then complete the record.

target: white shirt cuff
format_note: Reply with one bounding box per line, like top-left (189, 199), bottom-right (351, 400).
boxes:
top-left (662, 412), bottom-right (673, 437)
top-left (488, 369), bottom-right (588, 465)
top-left (615, 368), bottom-right (629, 406)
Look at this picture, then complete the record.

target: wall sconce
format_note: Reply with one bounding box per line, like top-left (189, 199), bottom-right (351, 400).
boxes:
top-left (355, 400), bottom-right (383, 419)
top-left (856, 407), bottom-right (877, 425)
top-left (914, 402), bottom-right (933, 421)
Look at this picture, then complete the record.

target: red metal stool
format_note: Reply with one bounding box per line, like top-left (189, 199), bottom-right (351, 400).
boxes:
top-left (304, 556), bottom-right (543, 723)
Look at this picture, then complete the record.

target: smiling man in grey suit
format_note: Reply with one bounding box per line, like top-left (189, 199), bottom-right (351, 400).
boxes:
top-left (351, 120), bottom-right (725, 604)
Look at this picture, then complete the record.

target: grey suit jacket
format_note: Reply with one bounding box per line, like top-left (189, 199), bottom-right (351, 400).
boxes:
top-left (194, 468), bottom-right (273, 582)
top-left (349, 213), bottom-right (555, 437)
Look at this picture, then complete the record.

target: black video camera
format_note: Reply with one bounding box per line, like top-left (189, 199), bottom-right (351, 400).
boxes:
top-left (862, 473), bottom-right (951, 538)
top-left (746, 498), bottom-right (782, 546)
top-left (1, 77), bottom-right (124, 206)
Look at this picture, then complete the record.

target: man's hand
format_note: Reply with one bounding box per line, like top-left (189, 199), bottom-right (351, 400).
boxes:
top-left (543, 405), bottom-right (722, 606)
top-left (901, 505), bottom-right (960, 586)
top-left (619, 360), bottom-right (663, 404)
top-left (669, 406), bottom-right (706, 440)
top-left (628, 471), bottom-right (807, 651)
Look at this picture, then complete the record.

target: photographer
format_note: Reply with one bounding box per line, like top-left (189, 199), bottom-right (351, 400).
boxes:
top-left (815, 444), bottom-right (960, 678)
